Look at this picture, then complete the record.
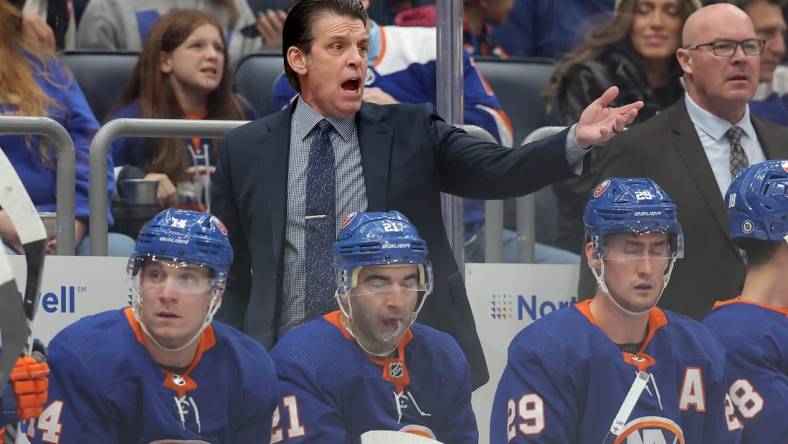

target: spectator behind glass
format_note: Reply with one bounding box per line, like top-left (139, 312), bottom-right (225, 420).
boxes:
top-left (76, 0), bottom-right (275, 65)
top-left (0, 0), bottom-right (134, 256)
top-left (109, 10), bottom-right (255, 211)
top-left (547, 0), bottom-right (699, 255)
top-left (491, 0), bottom-right (615, 59)
top-left (548, 0), bottom-right (700, 126)
top-left (393, 0), bottom-right (515, 58)
top-left (734, 0), bottom-right (788, 125)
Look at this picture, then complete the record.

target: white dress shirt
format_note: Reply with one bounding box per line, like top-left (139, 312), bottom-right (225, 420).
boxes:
top-left (684, 94), bottom-right (766, 198)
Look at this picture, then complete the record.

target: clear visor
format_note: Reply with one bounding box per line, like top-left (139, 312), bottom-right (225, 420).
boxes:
top-left (599, 232), bottom-right (685, 261)
top-left (128, 256), bottom-right (223, 296)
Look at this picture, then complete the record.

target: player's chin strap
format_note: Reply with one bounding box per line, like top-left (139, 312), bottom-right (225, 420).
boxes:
top-left (588, 253), bottom-right (677, 317)
top-left (132, 287), bottom-right (222, 353)
top-left (335, 288), bottom-right (430, 358)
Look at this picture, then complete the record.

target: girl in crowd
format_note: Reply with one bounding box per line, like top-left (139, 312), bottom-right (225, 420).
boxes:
top-left (109, 9), bottom-right (255, 211)
top-left (547, 0), bottom-right (700, 125)
top-left (0, 0), bottom-right (133, 256)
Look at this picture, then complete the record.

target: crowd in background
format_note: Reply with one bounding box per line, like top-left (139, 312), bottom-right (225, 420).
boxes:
top-left (0, 0), bottom-right (786, 319)
top-left (1, 1), bottom-right (786, 442)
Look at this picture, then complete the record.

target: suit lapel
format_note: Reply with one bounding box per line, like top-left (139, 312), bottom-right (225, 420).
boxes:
top-left (257, 109), bottom-right (293, 260)
top-left (357, 103), bottom-right (393, 211)
top-left (753, 116), bottom-right (788, 159)
top-left (667, 102), bottom-right (731, 239)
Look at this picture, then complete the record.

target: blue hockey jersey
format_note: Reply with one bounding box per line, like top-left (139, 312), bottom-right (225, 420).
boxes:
top-left (26, 307), bottom-right (279, 443)
top-left (703, 297), bottom-right (788, 443)
top-left (491, 300), bottom-right (741, 443)
top-left (269, 311), bottom-right (477, 443)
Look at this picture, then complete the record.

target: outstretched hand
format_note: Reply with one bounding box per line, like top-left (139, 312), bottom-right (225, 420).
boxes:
top-left (575, 86), bottom-right (643, 148)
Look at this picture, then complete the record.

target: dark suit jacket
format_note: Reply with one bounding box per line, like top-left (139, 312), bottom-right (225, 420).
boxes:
top-left (211, 101), bottom-right (579, 389)
top-left (578, 99), bottom-right (788, 319)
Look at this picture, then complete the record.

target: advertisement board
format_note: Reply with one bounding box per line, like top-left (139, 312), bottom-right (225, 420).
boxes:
top-left (466, 263), bottom-right (580, 443)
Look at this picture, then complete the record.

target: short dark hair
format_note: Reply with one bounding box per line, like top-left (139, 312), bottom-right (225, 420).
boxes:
top-left (734, 237), bottom-right (783, 268)
top-left (282, 0), bottom-right (368, 92)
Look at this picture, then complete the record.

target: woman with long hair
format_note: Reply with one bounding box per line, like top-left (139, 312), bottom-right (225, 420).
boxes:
top-left (109, 9), bottom-right (254, 212)
top-left (0, 0), bottom-right (133, 256)
top-left (547, 0), bottom-right (700, 125)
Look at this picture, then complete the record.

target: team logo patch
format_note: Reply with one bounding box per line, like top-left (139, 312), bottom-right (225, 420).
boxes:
top-left (782, 160), bottom-right (788, 172)
top-left (742, 220), bottom-right (754, 234)
top-left (341, 212), bottom-right (358, 230)
top-left (171, 374), bottom-right (186, 387)
top-left (388, 361), bottom-right (405, 379)
top-left (593, 179), bottom-right (611, 198)
top-left (607, 416), bottom-right (685, 444)
top-left (212, 216), bottom-right (228, 236)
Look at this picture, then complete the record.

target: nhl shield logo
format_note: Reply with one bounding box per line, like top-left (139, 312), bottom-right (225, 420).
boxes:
top-left (742, 220), bottom-right (754, 234)
top-left (593, 179), bottom-right (611, 198)
top-left (212, 216), bottom-right (228, 236)
top-left (171, 374), bottom-right (186, 386)
top-left (341, 212), bottom-right (358, 230)
top-left (388, 361), bottom-right (405, 379)
top-left (365, 69), bottom-right (376, 86)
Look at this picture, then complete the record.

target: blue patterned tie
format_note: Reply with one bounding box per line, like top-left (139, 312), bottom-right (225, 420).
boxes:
top-left (304, 119), bottom-right (337, 321)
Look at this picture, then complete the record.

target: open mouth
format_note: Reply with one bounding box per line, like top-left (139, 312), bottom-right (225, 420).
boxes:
top-left (200, 67), bottom-right (218, 76)
top-left (382, 318), bottom-right (401, 331)
top-left (341, 78), bottom-right (361, 92)
top-left (728, 74), bottom-right (749, 82)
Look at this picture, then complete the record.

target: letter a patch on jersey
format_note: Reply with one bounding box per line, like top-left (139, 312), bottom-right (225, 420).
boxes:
top-left (678, 367), bottom-right (706, 412)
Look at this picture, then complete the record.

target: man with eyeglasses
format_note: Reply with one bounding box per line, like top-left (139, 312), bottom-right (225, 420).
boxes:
top-left (577, 3), bottom-right (788, 321)
top-left (492, 177), bottom-right (741, 443)
top-left (268, 210), bottom-right (476, 443)
top-left (26, 209), bottom-right (280, 443)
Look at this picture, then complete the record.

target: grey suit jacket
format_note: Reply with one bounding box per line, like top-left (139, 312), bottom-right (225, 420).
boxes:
top-left (577, 99), bottom-right (788, 319)
top-left (212, 101), bottom-right (581, 389)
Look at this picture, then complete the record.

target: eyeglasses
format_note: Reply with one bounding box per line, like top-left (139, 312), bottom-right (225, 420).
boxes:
top-left (685, 39), bottom-right (766, 57)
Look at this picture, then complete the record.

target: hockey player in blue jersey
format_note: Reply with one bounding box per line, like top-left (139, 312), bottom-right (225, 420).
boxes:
top-left (26, 209), bottom-right (279, 443)
top-left (703, 160), bottom-right (788, 442)
top-left (269, 210), bottom-right (477, 443)
top-left (491, 177), bottom-right (741, 443)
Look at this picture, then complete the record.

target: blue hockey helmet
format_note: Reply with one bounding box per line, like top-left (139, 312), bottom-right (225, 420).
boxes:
top-left (131, 208), bottom-right (233, 279)
top-left (726, 160), bottom-right (788, 242)
top-left (333, 210), bottom-right (432, 291)
top-left (584, 177), bottom-right (684, 259)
